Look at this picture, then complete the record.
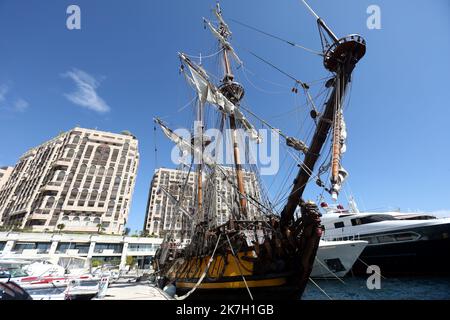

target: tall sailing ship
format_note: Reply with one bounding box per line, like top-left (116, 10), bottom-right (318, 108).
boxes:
top-left (152, 2), bottom-right (366, 299)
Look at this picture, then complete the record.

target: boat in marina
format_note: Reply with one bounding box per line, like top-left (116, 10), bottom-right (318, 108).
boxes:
top-left (320, 202), bottom-right (450, 275)
top-left (0, 257), bottom-right (108, 300)
top-left (152, 1), bottom-right (366, 300)
top-left (312, 240), bottom-right (367, 278)
top-left (0, 255), bottom-right (105, 298)
top-left (25, 277), bottom-right (106, 300)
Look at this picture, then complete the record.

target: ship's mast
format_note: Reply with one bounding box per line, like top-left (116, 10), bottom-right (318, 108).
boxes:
top-left (195, 99), bottom-right (204, 222)
top-left (215, 4), bottom-right (248, 218)
top-left (280, 1), bottom-right (366, 227)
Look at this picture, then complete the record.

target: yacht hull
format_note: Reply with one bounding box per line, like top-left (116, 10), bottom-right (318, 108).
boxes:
top-left (352, 223), bottom-right (450, 275)
top-left (311, 240), bottom-right (367, 278)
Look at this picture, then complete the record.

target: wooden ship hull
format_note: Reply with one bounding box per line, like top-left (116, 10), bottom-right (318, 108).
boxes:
top-left (157, 210), bottom-right (323, 300)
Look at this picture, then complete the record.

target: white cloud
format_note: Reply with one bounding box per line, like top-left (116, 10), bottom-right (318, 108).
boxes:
top-left (63, 68), bottom-right (110, 113)
top-left (0, 84), bottom-right (10, 102)
top-left (0, 83), bottom-right (29, 113)
top-left (13, 98), bottom-right (29, 112)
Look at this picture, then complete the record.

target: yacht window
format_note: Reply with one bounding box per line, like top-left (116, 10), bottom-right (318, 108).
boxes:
top-left (395, 215), bottom-right (436, 221)
top-left (395, 232), bottom-right (419, 242)
top-left (360, 236), bottom-right (379, 244)
top-left (377, 235), bottom-right (395, 243)
top-left (334, 222), bottom-right (345, 228)
top-left (351, 215), bottom-right (396, 226)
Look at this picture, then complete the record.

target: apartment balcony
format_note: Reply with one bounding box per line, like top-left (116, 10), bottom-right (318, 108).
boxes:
top-left (88, 135), bottom-right (123, 145)
top-left (16, 249), bottom-right (39, 255)
top-left (92, 249), bottom-right (121, 255)
top-left (62, 205), bottom-right (105, 213)
top-left (40, 183), bottom-right (62, 193)
top-left (52, 159), bottom-right (71, 167)
top-left (66, 249), bottom-right (80, 255)
top-left (63, 225), bottom-right (99, 233)
top-left (28, 213), bottom-right (49, 220)
top-left (127, 248), bottom-right (157, 255)
top-left (8, 208), bottom-right (27, 216)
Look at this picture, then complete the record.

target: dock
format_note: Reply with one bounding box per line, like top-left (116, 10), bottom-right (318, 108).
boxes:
top-left (96, 282), bottom-right (174, 300)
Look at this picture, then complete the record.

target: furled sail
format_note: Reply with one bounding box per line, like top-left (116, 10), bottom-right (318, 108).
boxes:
top-left (203, 18), bottom-right (242, 65)
top-left (154, 117), bottom-right (215, 165)
top-left (330, 110), bottom-right (348, 200)
top-left (179, 54), bottom-right (261, 143)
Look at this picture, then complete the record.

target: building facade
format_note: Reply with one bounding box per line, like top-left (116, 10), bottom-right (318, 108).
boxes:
top-left (0, 127), bottom-right (139, 235)
top-left (0, 231), bottom-right (162, 269)
top-left (0, 167), bottom-right (13, 190)
top-left (143, 168), bottom-right (196, 240)
top-left (144, 167), bottom-right (262, 239)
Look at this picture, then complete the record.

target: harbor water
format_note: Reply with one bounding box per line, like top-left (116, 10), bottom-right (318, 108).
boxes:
top-left (303, 276), bottom-right (450, 300)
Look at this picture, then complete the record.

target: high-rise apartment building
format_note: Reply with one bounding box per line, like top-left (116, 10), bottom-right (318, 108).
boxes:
top-left (0, 128), bottom-right (139, 235)
top-left (143, 168), bottom-right (196, 239)
top-left (144, 167), bottom-right (262, 239)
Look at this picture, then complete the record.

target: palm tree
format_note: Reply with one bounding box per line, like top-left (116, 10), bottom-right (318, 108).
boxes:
top-left (56, 223), bottom-right (65, 234)
top-left (139, 230), bottom-right (149, 237)
top-left (96, 223), bottom-right (104, 234)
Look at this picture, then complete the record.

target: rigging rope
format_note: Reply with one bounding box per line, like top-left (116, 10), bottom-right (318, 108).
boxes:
top-left (183, 48), bottom-right (224, 60)
top-left (225, 234), bottom-right (254, 300)
top-left (239, 65), bottom-right (287, 95)
top-left (229, 18), bottom-right (323, 56)
top-left (314, 257), bottom-right (346, 284)
top-left (308, 277), bottom-right (333, 300)
top-left (245, 49), bottom-right (309, 89)
top-left (237, 46), bottom-right (322, 119)
top-left (174, 234), bottom-right (222, 300)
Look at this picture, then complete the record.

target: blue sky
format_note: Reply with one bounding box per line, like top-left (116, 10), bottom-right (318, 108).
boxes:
top-left (0, 0), bottom-right (449, 232)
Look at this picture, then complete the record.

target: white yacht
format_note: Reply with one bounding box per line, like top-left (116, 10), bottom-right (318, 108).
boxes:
top-left (311, 240), bottom-right (368, 278)
top-left (320, 201), bottom-right (450, 275)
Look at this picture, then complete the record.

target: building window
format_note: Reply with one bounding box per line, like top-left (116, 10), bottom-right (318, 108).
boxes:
top-left (72, 135), bottom-right (80, 144)
top-left (90, 190), bottom-right (98, 201)
top-left (56, 242), bottom-right (89, 254)
top-left (45, 196), bottom-right (55, 209)
top-left (79, 164), bottom-right (87, 174)
top-left (107, 167), bottom-right (114, 177)
top-left (13, 242), bottom-right (51, 254)
top-left (65, 149), bottom-right (75, 159)
top-left (79, 189), bottom-right (88, 200)
top-left (69, 188), bottom-right (78, 199)
top-left (56, 170), bottom-right (65, 182)
top-left (100, 191), bottom-right (108, 201)
top-left (85, 145), bottom-right (93, 157)
top-left (94, 243), bottom-right (123, 253)
top-left (128, 244), bottom-right (154, 252)
top-left (111, 149), bottom-right (119, 162)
